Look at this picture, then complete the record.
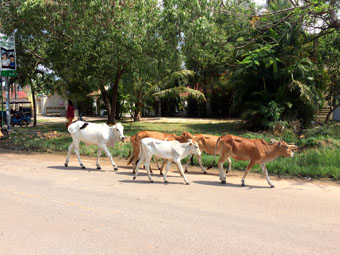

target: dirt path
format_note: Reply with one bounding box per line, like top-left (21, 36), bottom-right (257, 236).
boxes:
top-left (0, 150), bottom-right (339, 255)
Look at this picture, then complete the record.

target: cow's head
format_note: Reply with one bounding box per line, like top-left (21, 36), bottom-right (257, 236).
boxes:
top-left (188, 139), bottom-right (201, 157)
top-left (113, 123), bottom-right (126, 142)
top-left (273, 140), bottom-right (295, 158)
top-left (176, 131), bottom-right (194, 142)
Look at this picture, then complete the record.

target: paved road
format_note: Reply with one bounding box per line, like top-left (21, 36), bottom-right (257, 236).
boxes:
top-left (0, 150), bottom-right (339, 255)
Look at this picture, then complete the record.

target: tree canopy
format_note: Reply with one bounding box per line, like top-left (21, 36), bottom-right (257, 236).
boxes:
top-left (1, 0), bottom-right (340, 128)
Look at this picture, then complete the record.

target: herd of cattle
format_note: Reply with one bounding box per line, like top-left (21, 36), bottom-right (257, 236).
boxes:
top-left (64, 121), bottom-right (298, 188)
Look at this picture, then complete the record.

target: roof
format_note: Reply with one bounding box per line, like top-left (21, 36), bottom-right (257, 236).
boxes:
top-left (2, 91), bottom-right (28, 99)
top-left (1, 99), bottom-right (31, 104)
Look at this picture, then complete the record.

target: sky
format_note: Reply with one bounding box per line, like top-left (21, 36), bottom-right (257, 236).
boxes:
top-left (254, 0), bottom-right (266, 6)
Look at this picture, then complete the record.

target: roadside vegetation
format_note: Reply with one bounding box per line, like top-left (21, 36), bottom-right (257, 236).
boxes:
top-left (2, 120), bottom-right (340, 180)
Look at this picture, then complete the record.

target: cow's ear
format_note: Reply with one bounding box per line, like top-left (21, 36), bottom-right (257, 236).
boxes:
top-left (271, 139), bottom-right (279, 143)
top-left (278, 141), bottom-right (282, 147)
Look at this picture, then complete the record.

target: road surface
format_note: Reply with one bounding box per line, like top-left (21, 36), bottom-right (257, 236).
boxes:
top-left (0, 150), bottom-right (339, 255)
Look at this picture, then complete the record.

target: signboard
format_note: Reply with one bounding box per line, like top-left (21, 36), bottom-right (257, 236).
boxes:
top-left (0, 33), bottom-right (17, 77)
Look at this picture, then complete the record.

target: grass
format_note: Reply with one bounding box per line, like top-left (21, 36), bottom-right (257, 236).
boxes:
top-left (2, 119), bottom-right (340, 180)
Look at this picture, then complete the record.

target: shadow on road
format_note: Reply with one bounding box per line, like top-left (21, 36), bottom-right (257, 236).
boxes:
top-left (119, 179), bottom-right (186, 186)
top-left (48, 165), bottom-right (102, 172)
top-left (193, 180), bottom-right (272, 189)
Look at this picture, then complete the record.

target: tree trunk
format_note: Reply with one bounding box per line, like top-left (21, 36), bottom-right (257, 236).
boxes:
top-left (31, 85), bottom-right (37, 127)
top-left (109, 67), bottom-right (124, 124)
top-left (134, 102), bottom-right (142, 121)
top-left (99, 84), bottom-right (112, 122)
top-left (205, 95), bottom-right (212, 117)
top-left (133, 90), bottom-right (143, 121)
top-left (156, 97), bottom-right (161, 117)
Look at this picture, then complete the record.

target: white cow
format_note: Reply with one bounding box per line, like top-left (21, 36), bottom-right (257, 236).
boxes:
top-left (133, 138), bottom-right (201, 184)
top-left (64, 121), bottom-right (125, 170)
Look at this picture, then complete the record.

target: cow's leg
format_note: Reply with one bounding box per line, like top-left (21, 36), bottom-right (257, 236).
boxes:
top-left (261, 164), bottom-right (275, 188)
top-left (132, 161), bottom-right (136, 174)
top-left (184, 154), bottom-right (193, 173)
top-left (99, 144), bottom-right (118, 171)
top-left (163, 161), bottom-right (171, 183)
top-left (159, 159), bottom-right (167, 176)
top-left (146, 156), bottom-right (154, 174)
top-left (155, 157), bottom-right (161, 170)
top-left (74, 141), bottom-right (85, 169)
top-left (196, 154), bottom-right (208, 174)
top-left (133, 154), bottom-right (144, 180)
top-left (64, 142), bottom-right (74, 167)
top-left (185, 154), bottom-right (208, 174)
top-left (241, 161), bottom-right (255, 186)
top-left (96, 149), bottom-right (102, 170)
top-left (175, 160), bottom-right (189, 185)
top-left (226, 157), bottom-right (232, 173)
top-left (131, 142), bottom-right (140, 174)
top-left (217, 154), bottom-right (229, 184)
top-left (144, 157), bottom-right (154, 183)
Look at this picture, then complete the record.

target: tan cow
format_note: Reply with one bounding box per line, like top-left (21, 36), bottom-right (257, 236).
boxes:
top-left (185, 134), bottom-right (232, 174)
top-left (211, 135), bottom-right (297, 188)
top-left (127, 130), bottom-right (194, 174)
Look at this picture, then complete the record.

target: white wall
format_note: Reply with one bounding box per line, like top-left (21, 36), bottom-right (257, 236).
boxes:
top-left (37, 93), bottom-right (67, 116)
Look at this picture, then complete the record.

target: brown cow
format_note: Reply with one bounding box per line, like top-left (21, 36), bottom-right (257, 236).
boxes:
top-left (212, 135), bottom-right (296, 188)
top-left (185, 134), bottom-right (232, 174)
top-left (127, 131), bottom-right (194, 174)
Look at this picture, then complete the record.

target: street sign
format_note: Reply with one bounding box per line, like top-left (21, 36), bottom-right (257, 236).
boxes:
top-left (0, 33), bottom-right (17, 77)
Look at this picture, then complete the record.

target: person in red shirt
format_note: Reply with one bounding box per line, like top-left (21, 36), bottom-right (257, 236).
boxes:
top-left (66, 100), bottom-right (75, 129)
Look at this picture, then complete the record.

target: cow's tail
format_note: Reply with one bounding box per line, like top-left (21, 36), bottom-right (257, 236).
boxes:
top-left (207, 137), bottom-right (221, 170)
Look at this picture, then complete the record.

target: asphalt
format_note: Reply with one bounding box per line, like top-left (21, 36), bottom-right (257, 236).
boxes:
top-left (0, 151), bottom-right (339, 255)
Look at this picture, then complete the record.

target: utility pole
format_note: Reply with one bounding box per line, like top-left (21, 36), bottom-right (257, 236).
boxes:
top-left (1, 32), bottom-right (17, 132)
top-left (4, 76), bottom-right (11, 130)
top-left (0, 76), bottom-right (3, 130)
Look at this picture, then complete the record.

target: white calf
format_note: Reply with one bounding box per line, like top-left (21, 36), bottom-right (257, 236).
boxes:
top-left (64, 121), bottom-right (125, 170)
top-left (133, 138), bottom-right (201, 184)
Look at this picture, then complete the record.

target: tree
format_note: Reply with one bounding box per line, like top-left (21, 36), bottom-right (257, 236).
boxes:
top-left (318, 32), bottom-right (340, 123)
top-left (230, 0), bottom-right (325, 129)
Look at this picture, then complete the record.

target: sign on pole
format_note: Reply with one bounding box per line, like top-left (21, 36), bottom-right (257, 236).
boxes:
top-left (0, 33), bottom-right (17, 77)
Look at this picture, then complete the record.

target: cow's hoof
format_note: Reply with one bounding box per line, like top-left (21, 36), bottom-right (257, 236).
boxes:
top-left (114, 167), bottom-right (118, 171)
top-left (270, 185), bottom-right (275, 188)
top-left (203, 171), bottom-right (207, 175)
top-left (160, 173), bottom-right (163, 176)
top-left (97, 167), bottom-right (101, 170)
top-left (164, 180), bottom-right (168, 184)
top-left (221, 180), bottom-right (226, 184)
top-left (133, 176), bottom-right (136, 180)
top-left (81, 165), bottom-right (86, 169)
top-left (150, 180), bottom-right (154, 183)
top-left (185, 169), bottom-right (188, 173)
top-left (241, 182), bottom-right (245, 186)
top-left (185, 182), bottom-right (190, 185)
top-left (64, 163), bottom-right (68, 167)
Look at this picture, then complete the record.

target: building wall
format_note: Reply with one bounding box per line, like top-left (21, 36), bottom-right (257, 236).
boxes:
top-left (37, 93), bottom-right (67, 116)
top-left (333, 106), bottom-right (340, 121)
